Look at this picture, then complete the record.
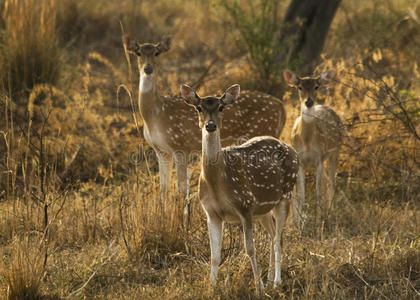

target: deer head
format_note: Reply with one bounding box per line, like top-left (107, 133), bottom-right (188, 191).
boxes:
top-left (283, 69), bottom-right (335, 122)
top-left (124, 36), bottom-right (173, 77)
top-left (180, 84), bottom-right (241, 133)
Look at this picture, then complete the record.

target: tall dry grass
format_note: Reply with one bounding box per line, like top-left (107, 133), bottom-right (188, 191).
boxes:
top-left (0, 236), bottom-right (46, 300)
top-left (0, 0), bottom-right (62, 98)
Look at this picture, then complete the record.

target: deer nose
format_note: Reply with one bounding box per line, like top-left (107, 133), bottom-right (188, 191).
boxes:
top-left (205, 120), bottom-right (217, 132)
top-left (144, 64), bottom-right (153, 75)
top-left (305, 97), bottom-right (314, 108)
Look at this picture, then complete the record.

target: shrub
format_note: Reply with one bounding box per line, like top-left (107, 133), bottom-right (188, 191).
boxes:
top-left (219, 0), bottom-right (286, 90)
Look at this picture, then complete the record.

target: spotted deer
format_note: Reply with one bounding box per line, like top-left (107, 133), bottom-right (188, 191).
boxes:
top-left (180, 83), bottom-right (298, 294)
top-left (283, 69), bottom-right (343, 226)
top-left (124, 36), bottom-right (287, 215)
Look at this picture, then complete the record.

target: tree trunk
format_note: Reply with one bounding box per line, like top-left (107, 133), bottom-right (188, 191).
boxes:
top-left (278, 0), bottom-right (342, 76)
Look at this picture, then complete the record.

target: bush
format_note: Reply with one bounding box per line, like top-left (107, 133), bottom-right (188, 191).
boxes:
top-left (219, 0), bottom-right (286, 90)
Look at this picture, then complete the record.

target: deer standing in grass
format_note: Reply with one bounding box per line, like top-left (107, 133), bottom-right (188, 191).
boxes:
top-left (180, 83), bottom-right (298, 294)
top-left (283, 69), bottom-right (343, 226)
top-left (124, 36), bottom-right (287, 218)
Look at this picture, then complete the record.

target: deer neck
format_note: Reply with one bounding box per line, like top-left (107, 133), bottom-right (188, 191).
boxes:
top-left (138, 72), bottom-right (161, 120)
top-left (201, 128), bottom-right (224, 182)
top-left (300, 103), bottom-right (317, 145)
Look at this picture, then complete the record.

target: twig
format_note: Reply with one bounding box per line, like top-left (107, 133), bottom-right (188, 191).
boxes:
top-left (191, 57), bottom-right (219, 91)
top-left (66, 241), bottom-right (117, 297)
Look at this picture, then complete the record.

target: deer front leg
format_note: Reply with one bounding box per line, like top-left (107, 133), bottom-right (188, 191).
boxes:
top-left (156, 151), bottom-right (173, 209)
top-left (207, 214), bottom-right (223, 285)
top-left (241, 215), bottom-right (264, 295)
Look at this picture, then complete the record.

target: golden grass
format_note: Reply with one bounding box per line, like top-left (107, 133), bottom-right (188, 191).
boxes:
top-left (0, 175), bottom-right (418, 298)
top-left (1, 236), bottom-right (46, 300)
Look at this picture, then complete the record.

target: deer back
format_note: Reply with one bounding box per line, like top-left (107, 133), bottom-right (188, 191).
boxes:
top-left (221, 136), bottom-right (298, 215)
top-left (149, 91), bottom-right (286, 154)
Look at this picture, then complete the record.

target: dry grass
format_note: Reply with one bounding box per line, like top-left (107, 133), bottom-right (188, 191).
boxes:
top-left (0, 0), bottom-right (62, 98)
top-left (0, 235), bottom-right (46, 300)
top-left (0, 0), bottom-right (419, 299)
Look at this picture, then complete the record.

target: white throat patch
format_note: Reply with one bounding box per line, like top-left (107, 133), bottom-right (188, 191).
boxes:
top-left (140, 73), bottom-right (154, 94)
top-left (302, 105), bottom-right (316, 123)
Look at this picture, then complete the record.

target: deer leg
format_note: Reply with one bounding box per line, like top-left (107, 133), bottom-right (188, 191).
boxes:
top-left (294, 165), bottom-right (306, 228)
top-left (241, 215), bottom-right (264, 295)
top-left (174, 154), bottom-right (188, 199)
top-left (315, 162), bottom-right (324, 219)
top-left (207, 214), bottom-right (223, 285)
top-left (156, 151), bottom-right (173, 209)
top-left (273, 200), bottom-right (289, 287)
top-left (259, 214), bottom-right (275, 283)
top-left (174, 155), bottom-right (191, 228)
top-left (326, 153), bottom-right (338, 214)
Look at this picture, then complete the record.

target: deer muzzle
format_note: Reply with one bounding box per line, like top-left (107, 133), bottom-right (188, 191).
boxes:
top-left (144, 63), bottom-right (154, 75)
top-left (305, 97), bottom-right (314, 108)
top-left (205, 120), bottom-right (217, 132)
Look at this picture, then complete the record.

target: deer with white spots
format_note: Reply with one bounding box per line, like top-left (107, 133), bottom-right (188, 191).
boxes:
top-left (283, 69), bottom-right (344, 226)
top-left (180, 84), bottom-right (298, 294)
top-left (124, 36), bottom-right (287, 221)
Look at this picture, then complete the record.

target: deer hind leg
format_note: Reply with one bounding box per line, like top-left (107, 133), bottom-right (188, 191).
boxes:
top-left (174, 154), bottom-right (192, 229)
top-left (241, 214), bottom-right (264, 295)
top-left (315, 161), bottom-right (325, 220)
top-left (273, 200), bottom-right (289, 287)
top-left (174, 153), bottom-right (188, 199)
top-left (259, 214), bottom-right (275, 283)
top-left (207, 214), bottom-right (223, 285)
top-left (156, 151), bottom-right (173, 210)
top-left (326, 152), bottom-right (338, 214)
top-left (294, 165), bottom-right (306, 228)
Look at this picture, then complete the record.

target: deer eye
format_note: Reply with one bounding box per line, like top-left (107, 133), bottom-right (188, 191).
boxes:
top-left (218, 105), bottom-right (224, 112)
top-left (196, 106), bottom-right (202, 112)
top-left (314, 86), bottom-right (319, 90)
top-left (298, 86), bottom-right (302, 91)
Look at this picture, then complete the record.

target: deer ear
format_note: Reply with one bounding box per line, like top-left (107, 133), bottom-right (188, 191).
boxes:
top-left (283, 69), bottom-right (299, 87)
top-left (156, 36), bottom-right (173, 56)
top-left (123, 36), bottom-right (140, 56)
top-left (319, 69), bottom-right (335, 85)
top-left (221, 84), bottom-right (240, 106)
top-left (180, 84), bottom-right (200, 107)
